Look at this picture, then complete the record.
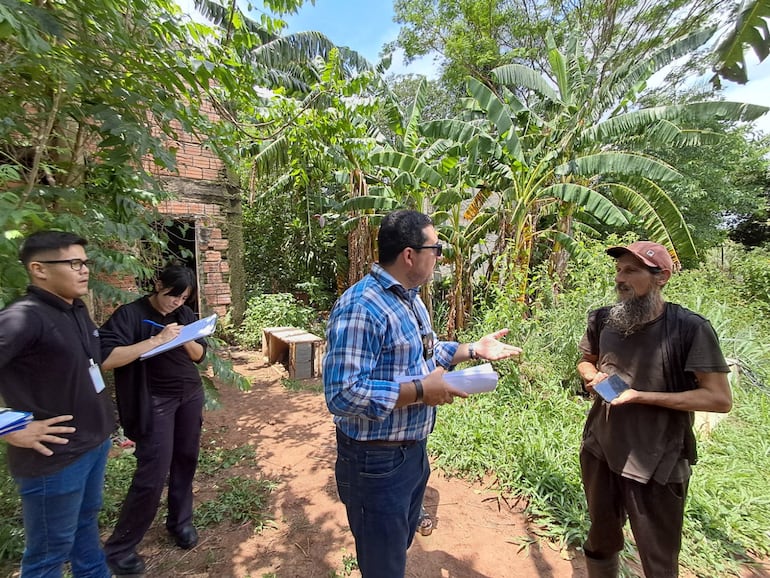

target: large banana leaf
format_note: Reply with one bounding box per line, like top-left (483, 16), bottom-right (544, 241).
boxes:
top-left (555, 152), bottom-right (683, 184)
top-left (403, 77), bottom-right (428, 153)
top-left (582, 101), bottom-right (769, 144)
top-left (421, 118), bottom-right (486, 143)
top-left (540, 183), bottom-right (628, 226)
top-left (369, 151), bottom-right (444, 188)
top-left (640, 121), bottom-right (726, 147)
top-left (491, 63), bottom-right (562, 104)
top-left (545, 33), bottom-right (571, 105)
top-left (466, 77), bottom-right (524, 163)
top-left (714, 0), bottom-right (770, 84)
top-left (605, 180), bottom-right (697, 260)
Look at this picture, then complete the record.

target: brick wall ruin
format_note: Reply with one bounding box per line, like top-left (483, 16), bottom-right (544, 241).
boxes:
top-left (141, 100), bottom-right (243, 319)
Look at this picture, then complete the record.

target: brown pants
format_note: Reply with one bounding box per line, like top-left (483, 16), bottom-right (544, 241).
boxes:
top-left (580, 450), bottom-right (688, 577)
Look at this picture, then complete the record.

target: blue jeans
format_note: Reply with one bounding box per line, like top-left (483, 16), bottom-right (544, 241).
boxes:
top-left (16, 438), bottom-right (111, 578)
top-left (335, 429), bottom-right (430, 578)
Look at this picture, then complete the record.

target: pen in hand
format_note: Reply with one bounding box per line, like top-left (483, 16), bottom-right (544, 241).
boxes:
top-left (142, 319), bottom-right (165, 329)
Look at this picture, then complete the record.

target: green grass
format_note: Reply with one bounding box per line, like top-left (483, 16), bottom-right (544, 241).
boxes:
top-left (680, 384), bottom-right (770, 575)
top-left (281, 376), bottom-right (324, 393)
top-left (0, 441), bottom-right (274, 576)
top-left (0, 451), bottom-right (23, 568)
top-left (197, 441), bottom-right (258, 476)
top-left (195, 475), bottom-right (277, 529)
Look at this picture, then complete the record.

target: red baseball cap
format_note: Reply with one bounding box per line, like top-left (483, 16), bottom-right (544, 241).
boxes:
top-left (606, 241), bottom-right (674, 272)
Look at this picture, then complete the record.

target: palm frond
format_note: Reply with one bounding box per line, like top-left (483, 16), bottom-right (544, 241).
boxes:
top-left (600, 27), bottom-right (715, 110)
top-left (193, 0), bottom-right (276, 44)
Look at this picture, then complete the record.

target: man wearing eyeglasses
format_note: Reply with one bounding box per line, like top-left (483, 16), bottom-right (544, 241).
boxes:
top-left (0, 231), bottom-right (114, 578)
top-left (324, 209), bottom-right (522, 578)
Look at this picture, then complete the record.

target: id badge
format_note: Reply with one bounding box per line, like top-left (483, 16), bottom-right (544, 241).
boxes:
top-left (89, 359), bottom-right (106, 393)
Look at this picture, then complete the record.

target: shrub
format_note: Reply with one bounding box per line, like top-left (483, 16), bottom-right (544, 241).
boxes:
top-left (729, 246), bottom-right (770, 313)
top-left (237, 293), bottom-right (319, 349)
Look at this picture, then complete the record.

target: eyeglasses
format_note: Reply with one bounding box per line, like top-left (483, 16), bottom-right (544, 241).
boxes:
top-left (38, 259), bottom-right (91, 271)
top-left (411, 243), bottom-right (443, 257)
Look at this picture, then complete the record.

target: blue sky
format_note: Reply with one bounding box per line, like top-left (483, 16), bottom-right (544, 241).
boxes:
top-left (280, 0), bottom-right (437, 77)
top-left (282, 0), bottom-right (396, 62)
top-left (281, 0), bottom-right (769, 134)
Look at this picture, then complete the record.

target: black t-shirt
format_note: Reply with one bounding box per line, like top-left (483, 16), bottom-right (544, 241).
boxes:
top-left (0, 286), bottom-right (115, 477)
top-left (100, 296), bottom-right (206, 397)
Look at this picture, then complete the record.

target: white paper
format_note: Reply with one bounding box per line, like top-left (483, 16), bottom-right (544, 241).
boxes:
top-left (0, 408), bottom-right (33, 436)
top-left (397, 363), bottom-right (499, 394)
top-left (140, 313), bottom-right (218, 360)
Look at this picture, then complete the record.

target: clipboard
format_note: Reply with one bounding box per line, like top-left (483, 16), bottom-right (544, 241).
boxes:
top-left (140, 313), bottom-right (218, 360)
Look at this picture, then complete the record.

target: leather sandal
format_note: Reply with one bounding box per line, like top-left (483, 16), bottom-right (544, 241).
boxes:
top-left (418, 507), bottom-right (433, 536)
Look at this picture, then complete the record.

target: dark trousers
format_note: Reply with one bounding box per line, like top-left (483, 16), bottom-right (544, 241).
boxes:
top-left (580, 450), bottom-right (688, 577)
top-left (105, 388), bottom-right (204, 562)
top-left (335, 429), bottom-right (430, 578)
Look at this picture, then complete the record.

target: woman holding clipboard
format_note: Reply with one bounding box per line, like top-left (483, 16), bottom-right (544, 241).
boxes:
top-left (99, 264), bottom-right (208, 576)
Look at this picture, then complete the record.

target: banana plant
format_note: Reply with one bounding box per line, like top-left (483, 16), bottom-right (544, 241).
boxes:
top-left (421, 28), bottom-right (768, 303)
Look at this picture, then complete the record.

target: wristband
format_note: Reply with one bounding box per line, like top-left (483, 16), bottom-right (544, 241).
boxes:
top-left (468, 342), bottom-right (478, 360)
top-left (413, 379), bottom-right (424, 403)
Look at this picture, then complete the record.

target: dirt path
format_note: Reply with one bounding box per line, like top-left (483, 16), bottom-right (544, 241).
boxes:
top-left (130, 350), bottom-right (586, 578)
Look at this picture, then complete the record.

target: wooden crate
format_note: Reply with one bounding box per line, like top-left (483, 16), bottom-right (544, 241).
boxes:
top-left (262, 326), bottom-right (325, 379)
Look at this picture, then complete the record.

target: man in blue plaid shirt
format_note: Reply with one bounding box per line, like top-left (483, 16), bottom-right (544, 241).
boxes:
top-left (323, 209), bottom-right (521, 578)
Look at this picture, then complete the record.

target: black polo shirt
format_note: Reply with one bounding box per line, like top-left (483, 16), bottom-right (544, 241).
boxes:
top-left (0, 286), bottom-right (115, 477)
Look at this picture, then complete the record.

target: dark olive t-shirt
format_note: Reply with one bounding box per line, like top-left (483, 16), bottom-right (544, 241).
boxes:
top-left (579, 303), bottom-right (729, 484)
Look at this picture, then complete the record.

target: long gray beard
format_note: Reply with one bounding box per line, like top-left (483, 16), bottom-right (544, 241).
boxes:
top-left (606, 290), bottom-right (663, 336)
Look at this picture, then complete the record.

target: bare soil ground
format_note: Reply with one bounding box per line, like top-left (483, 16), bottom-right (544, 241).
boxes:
top-left (126, 349), bottom-right (585, 578)
top-left (111, 349), bottom-right (770, 578)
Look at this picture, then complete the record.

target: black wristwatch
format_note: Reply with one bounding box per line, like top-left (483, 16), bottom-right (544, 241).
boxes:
top-left (413, 379), bottom-right (424, 403)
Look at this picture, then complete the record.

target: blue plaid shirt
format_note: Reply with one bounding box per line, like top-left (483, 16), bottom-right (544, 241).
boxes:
top-left (323, 264), bottom-right (459, 441)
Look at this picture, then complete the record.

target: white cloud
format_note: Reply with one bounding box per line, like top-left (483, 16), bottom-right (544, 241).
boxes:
top-left (386, 49), bottom-right (441, 79)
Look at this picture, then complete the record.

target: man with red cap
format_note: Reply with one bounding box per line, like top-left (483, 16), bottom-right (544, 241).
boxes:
top-left (576, 241), bottom-right (733, 577)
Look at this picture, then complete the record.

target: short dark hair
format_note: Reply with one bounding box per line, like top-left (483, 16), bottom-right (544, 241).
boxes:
top-left (19, 231), bottom-right (88, 266)
top-left (377, 210), bottom-right (433, 265)
top-left (155, 264), bottom-right (197, 301)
